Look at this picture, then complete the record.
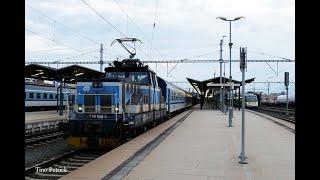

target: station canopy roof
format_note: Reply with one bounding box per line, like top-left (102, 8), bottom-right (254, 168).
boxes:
top-left (25, 64), bottom-right (104, 83)
top-left (187, 77), bottom-right (255, 95)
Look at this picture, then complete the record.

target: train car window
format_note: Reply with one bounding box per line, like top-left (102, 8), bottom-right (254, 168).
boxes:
top-left (25, 92), bottom-right (26, 99)
top-left (29, 92), bottom-right (34, 99)
top-left (55, 94), bottom-right (58, 99)
top-left (49, 94), bottom-right (53, 99)
top-left (43, 93), bottom-right (47, 99)
top-left (36, 93), bottom-right (41, 99)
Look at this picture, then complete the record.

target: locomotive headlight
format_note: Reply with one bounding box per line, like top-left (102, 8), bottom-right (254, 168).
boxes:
top-left (115, 106), bottom-right (119, 113)
top-left (78, 106), bottom-right (82, 112)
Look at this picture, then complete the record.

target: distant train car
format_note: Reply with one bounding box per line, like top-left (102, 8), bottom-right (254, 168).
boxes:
top-left (275, 95), bottom-right (295, 108)
top-left (260, 94), bottom-right (277, 106)
top-left (260, 93), bottom-right (295, 108)
top-left (25, 79), bottom-right (75, 111)
top-left (67, 59), bottom-right (193, 148)
top-left (233, 93), bottom-right (258, 109)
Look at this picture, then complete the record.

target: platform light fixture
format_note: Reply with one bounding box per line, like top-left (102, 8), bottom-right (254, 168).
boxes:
top-left (217, 15), bottom-right (245, 127)
top-left (75, 72), bottom-right (84, 76)
top-left (34, 72), bottom-right (44, 76)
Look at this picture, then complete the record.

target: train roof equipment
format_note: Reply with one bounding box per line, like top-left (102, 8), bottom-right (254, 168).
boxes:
top-left (111, 38), bottom-right (142, 59)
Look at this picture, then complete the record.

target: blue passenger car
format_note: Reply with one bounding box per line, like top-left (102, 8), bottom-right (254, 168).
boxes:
top-left (25, 79), bottom-right (75, 111)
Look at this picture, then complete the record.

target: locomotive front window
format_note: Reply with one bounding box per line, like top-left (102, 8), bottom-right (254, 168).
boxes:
top-left (84, 95), bottom-right (95, 105)
top-left (106, 72), bottom-right (125, 79)
top-left (100, 95), bottom-right (112, 113)
top-left (245, 96), bottom-right (257, 102)
top-left (106, 71), bottom-right (150, 84)
top-left (84, 95), bottom-right (95, 112)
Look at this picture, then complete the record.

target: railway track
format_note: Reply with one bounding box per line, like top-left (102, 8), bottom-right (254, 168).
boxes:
top-left (252, 106), bottom-right (295, 123)
top-left (25, 130), bottom-right (66, 147)
top-left (25, 149), bottom-right (106, 180)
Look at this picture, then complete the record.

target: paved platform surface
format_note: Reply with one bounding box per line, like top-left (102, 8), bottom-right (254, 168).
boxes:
top-left (60, 109), bottom-right (294, 180)
top-left (25, 110), bottom-right (67, 124)
top-left (124, 110), bottom-right (294, 180)
top-left (60, 110), bottom-right (191, 180)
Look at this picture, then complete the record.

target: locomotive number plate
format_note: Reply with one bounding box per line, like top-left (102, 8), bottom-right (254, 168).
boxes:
top-left (88, 114), bottom-right (108, 119)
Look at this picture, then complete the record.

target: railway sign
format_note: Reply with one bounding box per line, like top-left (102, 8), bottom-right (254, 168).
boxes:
top-left (284, 72), bottom-right (289, 87)
top-left (240, 47), bottom-right (247, 71)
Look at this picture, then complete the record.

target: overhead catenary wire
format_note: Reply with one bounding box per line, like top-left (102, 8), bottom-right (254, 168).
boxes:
top-left (233, 45), bottom-right (293, 61)
top-left (27, 47), bottom-right (67, 53)
top-left (80, 0), bottom-right (127, 37)
top-left (149, 0), bottom-right (159, 59)
top-left (111, 0), bottom-right (163, 59)
top-left (27, 4), bottom-right (126, 61)
top-left (53, 49), bottom-right (98, 61)
top-left (26, 28), bottom-right (98, 59)
top-left (166, 50), bottom-right (220, 76)
top-left (81, 0), bottom-right (152, 60)
top-left (26, 4), bottom-right (100, 45)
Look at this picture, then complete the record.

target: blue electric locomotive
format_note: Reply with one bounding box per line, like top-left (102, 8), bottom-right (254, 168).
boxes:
top-left (67, 59), bottom-right (193, 148)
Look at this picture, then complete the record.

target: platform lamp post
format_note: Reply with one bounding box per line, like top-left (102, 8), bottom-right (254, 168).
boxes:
top-left (217, 16), bottom-right (245, 127)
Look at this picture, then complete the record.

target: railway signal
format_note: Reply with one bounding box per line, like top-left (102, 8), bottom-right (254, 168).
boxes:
top-left (284, 72), bottom-right (289, 115)
top-left (239, 47), bottom-right (247, 164)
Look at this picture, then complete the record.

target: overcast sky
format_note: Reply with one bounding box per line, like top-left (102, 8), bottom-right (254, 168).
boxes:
top-left (25, 0), bottom-right (295, 95)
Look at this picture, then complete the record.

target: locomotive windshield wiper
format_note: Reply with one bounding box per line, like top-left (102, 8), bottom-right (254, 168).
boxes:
top-left (111, 38), bottom-right (143, 59)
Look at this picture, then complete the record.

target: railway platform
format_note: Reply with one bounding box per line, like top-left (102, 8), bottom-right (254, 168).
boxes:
top-left (60, 108), bottom-right (294, 180)
top-left (25, 110), bottom-right (67, 134)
